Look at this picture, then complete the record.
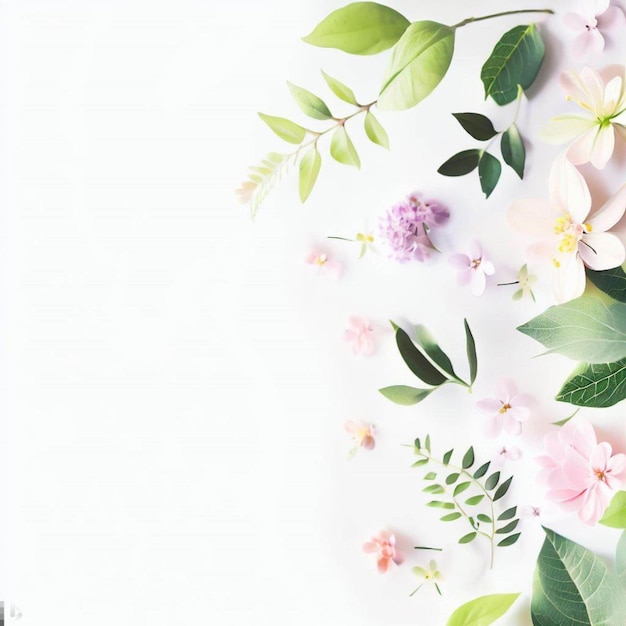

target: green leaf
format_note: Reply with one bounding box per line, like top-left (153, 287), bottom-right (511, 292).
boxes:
top-left (493, 476), bottom-right (513, 501)
top-left (438, 149), bottom-right (481, 177)
top-left (257, 113), bottom-right (306, 144)
top-left (427, 501), bottom-right (455, 509)
top-left (412, 458), bottom-right (429, 467)
top-left (599, 492), bottom-right (626, 528)
top-left (532, 527), bottom-right (626, 625)
top-left (481, 24), bottom-right (545, 105)
top-left (454, 482), bottom-right (471, 497)
top-left (586, 266), bottom-right (626, 303)
top-left (464, 319), bottom-right (478, 384)
top-left (446, 593), bottom-right (520, 626)
top-left (498, 533), bottom-right (521, 547)
top-left (424, 484), bottom-right (445, 495)
top-left (424, 472), bottom-right (437, 481)
top-left (299, 148), bottom-right (321, 202)
top-left (287, 82), bottom-right (333, 120)
top-left (478, 152), bottom-right (501, 198)
top-left (473, 462), bottom-right (490, 479)
top-left (517, 296), bottom-right (626, 363)
top-left (443, 449), bottom-right (454, 466)
top-left (459, 532), bottom-right (477, 544)
top-left (395, 327), bottom-right (448, 386)
top-left (477, 514), bottom-right (492, 524)
top-left (552, 409), bottom-right (580, 426)
top-left (414, 325), bottom-right (458, 380)
top-left (379, 385), bottom-right (434, 405)
top-left (453, 112), bottom-right (498, 141)
top-left (466, 495), bottom-right (484, 506)
top-left (321, 70), bottom-right (358, 105)
top-left (617, 531), bottom-right (626, 589)
top-left (414, 438), bottom-right (422, 450)
top-left (363, 111), bottom-right (389, 149)
top-left (425, 435), bottom-right (431, 453)
top-left (485, 472), bottom-right (500, 491)
top-left (302, 2), bottom-right (410, 55)
top-left (501, 124), bottom-right (525, 179)
top-left (330, 126), bottom-right (361, 168)
top-left (556, 359), bottom-right (626, 408)
top-left (498, 507), bottom-right (517, 521)
top-left (462, 447), bottom-right (475, 469)
top-left (441, 512), bottom-right (462, 522)
top-left (496, 520), bottom-right (519, 534)
top-left (378, 21), bottom-right (455, 111)
top-left (446, 472), bottom-right (460, 485)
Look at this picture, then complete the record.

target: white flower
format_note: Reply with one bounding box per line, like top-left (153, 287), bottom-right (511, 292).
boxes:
top-left (508, 155), bottom-right (626, 302)
top-left (541, 67), bottom-right (626, 169)
top-left (564, 0), bottom-right (625, 57)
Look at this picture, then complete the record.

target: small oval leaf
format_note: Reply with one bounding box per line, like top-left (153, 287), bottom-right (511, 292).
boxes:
top-left (454, 481), bottom-right (471, 497)
top-left (496, 520), bottom-right (519, 535)
top-left (466, 495), bottom-right (484, 506)
top-left (459, 532), bottom-right (477, 544)
top-left (447, 593), bottom-right (520, 626)
top-left (288, 81), bottom-right (333, 120)
top-left (464, 319), bottom-right (478, 385)
top-left (485, 472), bottom-right (501, 491)
top-left (462, 447), bottom-right (475, 469)
top-left (477, 514), bottom-right (492, 523)
top-left (364, 111), bottom-right (390, 149)
top-left (330, 126), bottom-right (361, 168)
top-left (321, 70), bottom-right (358, 104)
top-left (493, 476), bottom-right (513, 501)
top-left (438, 149), bottom-right (481, 177)
top-left (453, 112), bottom-right (498, 140)
top-left (501, 124), bottom-right (526, 179)
top-left (498, 533), bottom-right (521, 547)
top-left (478, 152), bottom-right (502, 198)
top-left (441, 512), bottom-right (462, 522)
top-left (379, 385), bottom-right (434, 405)
top-left (299, 148), bottom-right (322, 202)
top-left (498, 506), bottom-right (517, 521)
top-left (473, 462), bottom-right (490, 479)
top-left (258, 113), bottom-right (306, 144)
top-left (446, 472), bottom-right (460, 485)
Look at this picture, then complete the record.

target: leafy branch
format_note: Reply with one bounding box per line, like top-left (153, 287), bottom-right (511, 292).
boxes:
top-left (413, 436), bottom-right (520, 569)
top-left (379, 319), bottom-right (477, 405)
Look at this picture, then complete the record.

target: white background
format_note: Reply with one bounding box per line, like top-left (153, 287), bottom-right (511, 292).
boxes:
top-left (4, 0), bottom-right (626, 624)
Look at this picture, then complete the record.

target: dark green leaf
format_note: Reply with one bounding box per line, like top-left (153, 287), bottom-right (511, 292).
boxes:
top-left (446, 473), bottom-right (460, 485)
top-left (395, 327), bottom-right (448, 386)
top-left (496, 520), bottom-right (519, 534)
top-left (321, 70), bottom-right (358, 105)
top-left (363, 112), bottom-right (389, 149)
top-left (379, 385), bottom-right (434, 405)
top-left (414, 438), bottom-right (422, 450)
top-left (441, 512), bottom-right (462, 522)
top-left (462, 447), bottom-right (475, 469)
top-left (481, 24), bottom-right (545, 105)
top-left (473, 462), bottom-right (490, 479)
top-left (459, 532), bottom-right (477, 544)
top-left (498, 533), bottom-right (521, 547)
top-left (478, 152), bottom-right (501, 198)
top-left (414, 325), bottom-right (460, 381)
top-left (485, 472), bottom-right (500, 491)
top-left (556, 359), bottom-right (626, 408)
top-left (477, 514), bottom-right (492, 524)
top-left (493, 476), bottom-right (513, 501)
top-left (454, 481), bottom-right (471, 497)
top-left (299, 148), bottom-right (321, 202)
top-left (427, 500), bottom-right (455, 509)
top-left (498, 507), bottom-right (517, 521)
top-left (423, 484), bottom-right (445, 494)
top-left (287, 81), bottom-right (333, 120)
top-left (501, 124), bottom-right (525, 179)
top-left (258, 113), bottom-right (306, 144)
top-left (586, 266), bottom-right (626, 303)
top-left (466, 495), bottom-right (484, 506)
top-left (452, 112), bottom-right (498, 140)
top-left (302, 2), bottom-right (410, 55)
top-left (438, 149), bottom-right (480, 176)
top-left (464, 319), bottom-right (477, 384)
top-left (443, 449), bottom-right (454, 466)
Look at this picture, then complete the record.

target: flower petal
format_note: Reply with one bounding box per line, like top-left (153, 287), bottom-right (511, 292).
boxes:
top-left (572, 29), bottom-right (605, 58)
top-left (504, 415), bottom-right (523, 436)
top-left (508, 198), bottom-right (557, 237)
top-left (590, 124), bottom-right (615, 169)
top-left (552, 253), bottom-right (586, 303)
top-left (581, 67), bottom-right (607, 111)
top-left (567, 127), bottom-right (599, 165)
top-left (449, 254), bottom-right (470, 270)
top-left (494, 378), bottom-right (517, 401)
top-left (484, 415), bottom-right (503, 439)
top-left (597, 5), bottom-right (626, 29)
top-left (377, 556), bottom-right (391, 573)
top-left (549, 155), bottom-right (591, 222)
top-left (579, 232), bottom-right (625, 270)
top-left (587, 183), bottom-right (626, 231)
top-left (603, 76), bottom-right (624, 116)
top-left (563, 12), bottom-right (588, 31)
top-left (508, 405), bottom-right (530, 423)
top-left (363, 542), bottom-right (378, 553)
top-left (476, 398), bottom-right (503, 414)
top-left (541, 115), bottom-right (596, 144)
top-left (469, 269), bottom-right (487, 296)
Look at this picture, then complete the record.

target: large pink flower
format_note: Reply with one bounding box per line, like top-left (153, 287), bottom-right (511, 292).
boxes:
top-left (362, 531), bottom-right (405, 573)
top-left (538, 420), bottom-right (626, 525)
top-left (564, 1), bottom-right (625, 58)
top-left (476, 378), bottom-right (530, 438)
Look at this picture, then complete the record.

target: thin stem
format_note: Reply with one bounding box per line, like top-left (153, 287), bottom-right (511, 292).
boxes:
top-left (409, 584), bottom-right (424, 597)
top-left (413, 546), bottom-right (443, 551)
top-left (452, 8), bottom-right (554, 29)
top-left (327, 236), bottom-right (355, 242)
top-left (498, 281), bottom-right (520, 287)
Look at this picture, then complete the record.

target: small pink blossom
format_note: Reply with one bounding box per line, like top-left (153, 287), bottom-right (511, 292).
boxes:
top-left (564, 1), bottom-right (625, 57)
top-left (538, 420), bottom-right (626, 525)
top-left (476, 378), bottom-right (530, 438)
top-left (496, 445), bottom-right (522, 463)
top-left (305, 250), bottom-right (342, 281)
top-left (345, 420), bottom-right (375, 457)
top-left (520, 505), bottom-right (541, 519)
top-left (362, 531), bottom-right (405, 573)
top-left (449, 241), bottom-right (495, 296)
top-left (343, 317), bottom-right (375, 356)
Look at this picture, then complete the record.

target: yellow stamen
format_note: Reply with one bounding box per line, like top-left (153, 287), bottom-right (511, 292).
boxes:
top-left (499, 403), bottom-right (512, 414)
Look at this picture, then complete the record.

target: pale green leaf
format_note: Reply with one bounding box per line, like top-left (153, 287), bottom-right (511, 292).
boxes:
top-left (302, 2), bottom-right (410, 55)
top-left (363, 111), bottom-right (389, 149)
top-left (517, 296), bottom-right (626, 363)
top-left (330, 126), bottom-right (361, 168)
top-left (379, 385), bottom-right (433, 405)
top-left (600, 492), bottom-right (626, 528)
top-left (586, 266), bottom-right (626, 303)
top-left (446, 593), bottom-right (520, 626)
top-left (287, 82), bottom-right (333, 120)
top-left (617, 531), bottom-right (626, 589)
top-left (378, 21), bottom-right (455, 111)
top-left (321, 70), bottom-right (358, 105)
top-left (258, 113), bottom-right (306, 144)
top-left (531, 527), bottom-right (626, 625)
top-left (556, 359), bottom-right (626, 408)
top-left (299, 148), bottom-right (321, 202)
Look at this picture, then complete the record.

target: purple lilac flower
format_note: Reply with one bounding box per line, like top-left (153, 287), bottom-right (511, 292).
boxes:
top-left (379, 193), bottom-right (450, 263)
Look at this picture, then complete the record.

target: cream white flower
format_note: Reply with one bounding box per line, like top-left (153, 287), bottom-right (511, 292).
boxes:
top-left (541, 67), bottom-right (626, 169)
top-left (508, 155), bottom-right (626, 302)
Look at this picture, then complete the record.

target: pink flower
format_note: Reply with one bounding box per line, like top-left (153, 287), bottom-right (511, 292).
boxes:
top-left (305, 250), bottom-right (342, 281)
top-left (476, 378), bottom-right (530, 438)
top-left (362, 531), bottom-right (405, 573)
top-left (449, 241), bottom-right (495, 296)
top-left (496, 445), bottom-right (522, 463)
top-left (538, 420), bottom-right (626, 525)
top-left (343, 317), bottom-right (375, 356)
top-left (564, 1), bottom-right (625, 57)
top-left (344, 420), bottom-right (375, 456)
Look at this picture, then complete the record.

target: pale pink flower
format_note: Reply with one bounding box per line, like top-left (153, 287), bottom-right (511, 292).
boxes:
top-left (476, 378), bottom-right (530, 438)
top-left (508, 155), bottom-right (626, 302)
top-left (344, 420), bottom-right (375, 457)
top-left (520, 505), bottom-right (541, 519)
top-left (496, 445), bottom-right (522, 463)
top-left (538, 420), bottom-right (626, 525)
top-left (343, 317), bottom-right (375, 356)
top-left (541, 67), bottom-right (626, 169)
top-left (564, 1), bottom-right (625, 57)
top-left (305, 250), bottom-right (342, 281)
top-left (362, 531), bottom-right (405, 573)
top-left (449, 241), bottom-right (495, 296)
